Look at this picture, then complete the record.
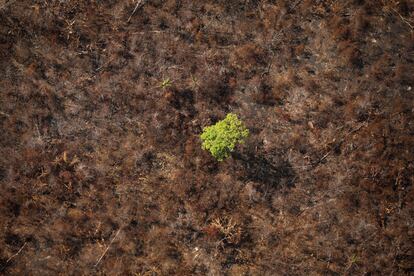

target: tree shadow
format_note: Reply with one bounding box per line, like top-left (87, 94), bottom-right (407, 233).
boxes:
top-left (233, 151), bottom-right (296, 192)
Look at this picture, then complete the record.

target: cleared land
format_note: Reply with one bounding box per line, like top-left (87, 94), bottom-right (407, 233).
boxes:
top-left (0, 0), bottom-right (413, 275)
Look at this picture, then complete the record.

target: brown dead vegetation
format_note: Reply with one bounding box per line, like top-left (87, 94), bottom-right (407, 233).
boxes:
top-left (0, 0), bottom-right (413, 275)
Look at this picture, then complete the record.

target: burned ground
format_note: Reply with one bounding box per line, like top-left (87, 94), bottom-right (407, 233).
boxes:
top-left (0, 0), bottom-right (413, 275)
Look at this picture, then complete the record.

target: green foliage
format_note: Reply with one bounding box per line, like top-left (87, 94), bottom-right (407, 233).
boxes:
top-left (159, 78), bottom-right (172, 89)
top-left (200, 113), bottom-right (249, 161)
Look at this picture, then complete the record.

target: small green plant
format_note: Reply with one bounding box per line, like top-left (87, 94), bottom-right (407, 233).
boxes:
top-left (159, 78), bottom-right (172, 89)
top-left (200, 113), bottom-right (249, 161)
top-left (346, 254), bottom-right (359, 271)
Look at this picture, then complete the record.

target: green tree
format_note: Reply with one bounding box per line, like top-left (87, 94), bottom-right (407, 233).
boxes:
top-left (200, 113), bottom-right (249, 161)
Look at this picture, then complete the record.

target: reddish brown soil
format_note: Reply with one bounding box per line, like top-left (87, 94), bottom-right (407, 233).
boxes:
top-left (1, 0), bottom-right (413, 275)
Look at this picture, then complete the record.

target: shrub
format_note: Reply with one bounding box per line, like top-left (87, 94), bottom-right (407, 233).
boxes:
top-left (200, 113), bottom-right (249, 161)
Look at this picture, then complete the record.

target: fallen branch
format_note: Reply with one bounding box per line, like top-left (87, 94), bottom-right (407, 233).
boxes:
top-left (292, 122), bottom-right (367, 170)
top-left (391, 8), bottom-right (414, 30)
top-left (0, 242), bottom-right (27, 272)
top-left (94, 229), bottom-right (121, 267)
top-left (380, 0), bottom-right (414, 31)
top-left (127, 0), bottom-right (146, 23)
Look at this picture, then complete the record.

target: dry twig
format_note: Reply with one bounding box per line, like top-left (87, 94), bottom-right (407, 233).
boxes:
top-left (292, 122), bottom-right (367, 170)
top-left (391, 8), bottom-right (414, 30)
top-left (0, 111), bottom-right (10, 117)
top-left (0, 242), bottom-right (27, 272)
top-left (127, 0), bottom-right (146, 23)
top-left (94, 229), bottom-right (121, 267)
